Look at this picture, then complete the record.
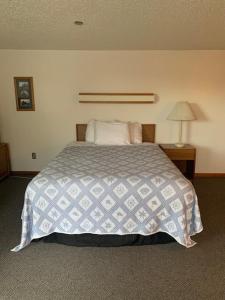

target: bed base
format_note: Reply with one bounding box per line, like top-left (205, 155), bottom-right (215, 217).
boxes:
top-left (40, 233), bottom-right (175, 247)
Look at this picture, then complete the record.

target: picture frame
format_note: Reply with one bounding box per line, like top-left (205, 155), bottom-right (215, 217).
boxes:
top-left (14, 77), bottom-right (35, 111)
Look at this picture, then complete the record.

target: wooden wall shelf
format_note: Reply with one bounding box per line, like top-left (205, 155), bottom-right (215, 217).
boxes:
top-left (78, 92), bottom-right (155, 104)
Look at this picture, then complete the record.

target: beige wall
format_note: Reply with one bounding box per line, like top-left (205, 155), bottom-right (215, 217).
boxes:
top-left (0, 50), bottom-right (225, 173)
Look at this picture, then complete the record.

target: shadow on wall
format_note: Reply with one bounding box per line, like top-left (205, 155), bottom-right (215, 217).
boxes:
top-left (190, 102), bottom-right (209, 122)
top-left (154, 94), bottom-right (160, 104)
top-left (195, 145), bottom-right (213, 173)
top-left (186, 102), bottom-right (208, 144)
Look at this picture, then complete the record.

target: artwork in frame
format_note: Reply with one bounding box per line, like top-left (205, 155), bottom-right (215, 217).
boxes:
top-left (14, 77), bottom-right (35, 111)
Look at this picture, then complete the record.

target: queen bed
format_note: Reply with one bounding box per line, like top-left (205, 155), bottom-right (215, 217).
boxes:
top-left (12, 123), bottom-right (203, 252)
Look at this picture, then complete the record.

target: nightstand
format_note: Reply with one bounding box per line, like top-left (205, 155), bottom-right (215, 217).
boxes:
top-left (0, 143), bottom-right (10, 180)
top-left (159, 144), bottom-right (196, 179)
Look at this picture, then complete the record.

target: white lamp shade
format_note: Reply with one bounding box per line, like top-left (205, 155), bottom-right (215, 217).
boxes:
top-left (167, 101), bottom-right (196, 121)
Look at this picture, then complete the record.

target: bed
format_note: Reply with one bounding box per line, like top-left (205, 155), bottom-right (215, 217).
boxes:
top-left (12, 124), bottom-right (203, 252)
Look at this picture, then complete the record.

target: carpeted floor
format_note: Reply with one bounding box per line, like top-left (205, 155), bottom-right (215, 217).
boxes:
top-left (0, 177), bottom-right (225, 300)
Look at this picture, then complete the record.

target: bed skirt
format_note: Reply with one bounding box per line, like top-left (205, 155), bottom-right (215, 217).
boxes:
top-left (38, 232), bottom-right (175, 247)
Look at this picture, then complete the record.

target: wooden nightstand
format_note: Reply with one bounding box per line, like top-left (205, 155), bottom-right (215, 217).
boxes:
top-left (0, 143), bottom-right (10, 180)
top-left (159, 144), bottom-right (196, 179)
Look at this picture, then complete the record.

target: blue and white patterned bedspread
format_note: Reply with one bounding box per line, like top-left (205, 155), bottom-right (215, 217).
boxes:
top-left (12, 143), bottom-right (203, 251)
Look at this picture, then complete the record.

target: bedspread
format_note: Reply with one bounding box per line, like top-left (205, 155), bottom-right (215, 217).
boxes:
top-left (12, 143), bottom-right (203, 251)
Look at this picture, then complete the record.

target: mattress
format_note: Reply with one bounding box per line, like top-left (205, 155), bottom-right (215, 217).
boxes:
top-left (12, 143), bottom-right (203, 251)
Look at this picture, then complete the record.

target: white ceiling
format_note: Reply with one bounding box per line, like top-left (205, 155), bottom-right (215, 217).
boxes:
top-left (0, 0), bottom-right (225, 50)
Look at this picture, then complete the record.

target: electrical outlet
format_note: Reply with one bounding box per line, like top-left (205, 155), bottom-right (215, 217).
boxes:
top-left (32, 152), bottom-right (37, 159)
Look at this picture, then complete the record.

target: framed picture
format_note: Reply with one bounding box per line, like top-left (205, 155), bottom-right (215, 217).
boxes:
top-left (14, 77), bottom-right (35, 111)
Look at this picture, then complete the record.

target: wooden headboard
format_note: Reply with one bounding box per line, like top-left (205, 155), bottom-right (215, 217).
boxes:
top-left (76, 124), bottom-right (155, 143)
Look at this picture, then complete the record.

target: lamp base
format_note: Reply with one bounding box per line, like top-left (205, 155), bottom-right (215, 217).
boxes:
top-left (175, 143), bottom-right (185, 148)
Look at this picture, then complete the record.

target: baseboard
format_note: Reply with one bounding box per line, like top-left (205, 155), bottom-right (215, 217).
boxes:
top-left (195, 173), bottom-right (225, 178)
top-left (11, 171), bottom-right (39, 177)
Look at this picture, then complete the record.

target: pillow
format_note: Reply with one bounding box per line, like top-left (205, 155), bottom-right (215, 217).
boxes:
top-left (85, 120), bottom-right (95, 143)
top-left (95, 121), bottom-right (130, 145)
top-left (129, 122), bottom-right (142, 144)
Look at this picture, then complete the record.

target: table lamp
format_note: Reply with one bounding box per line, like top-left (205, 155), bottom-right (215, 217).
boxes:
top-left (167, 101), bottom-right (196, 147)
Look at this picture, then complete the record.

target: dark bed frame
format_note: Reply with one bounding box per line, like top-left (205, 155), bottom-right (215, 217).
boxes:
top-left (41, 123), bottom-right (175, 247)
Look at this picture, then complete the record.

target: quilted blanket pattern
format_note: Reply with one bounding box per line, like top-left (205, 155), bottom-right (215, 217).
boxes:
top-left (12, 143), bottom-right (203, 251)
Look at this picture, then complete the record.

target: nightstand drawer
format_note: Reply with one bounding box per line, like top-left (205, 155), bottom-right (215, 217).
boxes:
top-left (163, 148), bottom-right (195, 160)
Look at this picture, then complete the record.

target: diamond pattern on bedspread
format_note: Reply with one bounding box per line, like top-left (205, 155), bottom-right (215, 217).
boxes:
top-left (12, 143), bottom-right (203, 251)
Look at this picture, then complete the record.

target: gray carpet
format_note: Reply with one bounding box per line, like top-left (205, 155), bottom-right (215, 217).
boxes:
top-left (0, 177), bottom-right (225, 300)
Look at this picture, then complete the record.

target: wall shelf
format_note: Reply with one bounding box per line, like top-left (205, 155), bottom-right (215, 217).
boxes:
top-left (78, 92), bottom-right (155, 104)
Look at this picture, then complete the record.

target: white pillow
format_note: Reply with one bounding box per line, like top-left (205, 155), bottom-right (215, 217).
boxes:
top-left (129, 122), bottom-right (142, 144)
top-left (95, 121), bottom-right (130, 145)
top-left (85, 120), bottom-right (95, 143)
